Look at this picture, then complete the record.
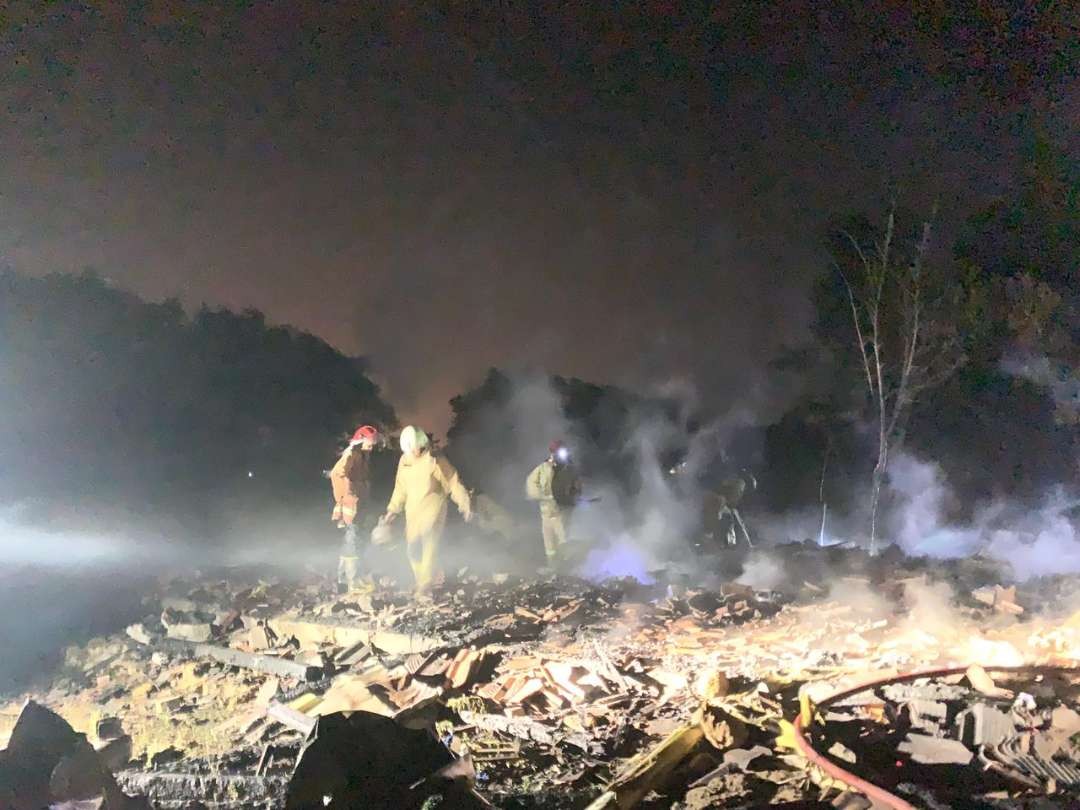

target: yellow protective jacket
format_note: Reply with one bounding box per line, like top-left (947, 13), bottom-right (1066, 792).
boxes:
top-left (526, 460), bottom-right (580, 516)
top-left (386, 451), bottom-right (471, 541)
top-left (330, 446), bottom-right (372, 526)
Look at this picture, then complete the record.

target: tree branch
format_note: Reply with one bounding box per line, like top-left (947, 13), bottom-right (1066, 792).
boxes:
top-left (887, 212), bottom-right (936, 442)
top-left (834, 260), bottom-right (876, 397)
top-left (871, 223), bottom-right (889, 454)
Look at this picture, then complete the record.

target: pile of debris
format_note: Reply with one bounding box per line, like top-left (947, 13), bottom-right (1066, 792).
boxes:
top-left (0, 700), bottom-right (150, 809)
top-left (4, 542), bottom-right (1080, 808)
top-left (805, 665), bottom-right (1080, 808)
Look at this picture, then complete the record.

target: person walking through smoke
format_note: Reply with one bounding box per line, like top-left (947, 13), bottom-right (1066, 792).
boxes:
top-left (526, 440), bottom-right (582, 570)
top-left (329, 425), bottom-right (380, 592)
top-left (380, 426), bottom-right (473, 597)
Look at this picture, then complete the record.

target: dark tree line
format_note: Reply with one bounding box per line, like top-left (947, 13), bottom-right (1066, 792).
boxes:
top-left (0, 270), bottom-right (396, 535)
top-left (765, 135), bottom-right (1079, 536)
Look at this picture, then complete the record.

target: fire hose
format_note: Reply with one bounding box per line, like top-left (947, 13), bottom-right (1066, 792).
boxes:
top-left (789, 664), bottom-right (1080, 810)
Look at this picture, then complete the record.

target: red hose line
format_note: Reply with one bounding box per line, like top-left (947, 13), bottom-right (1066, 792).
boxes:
top-left (789, 665), bottom-right (1080, 810)
top-left (792, 707), bottom-right (918, 810)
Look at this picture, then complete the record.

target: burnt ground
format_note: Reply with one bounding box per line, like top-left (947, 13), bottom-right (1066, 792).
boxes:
top-left (3, 541), bottom-right (1080, 809)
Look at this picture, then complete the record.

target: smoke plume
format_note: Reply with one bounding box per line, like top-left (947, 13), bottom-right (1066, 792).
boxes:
top-left (1001, 350), bottom-right (1080, 420)
top-left (887, 451), bottom-right (1080, 580)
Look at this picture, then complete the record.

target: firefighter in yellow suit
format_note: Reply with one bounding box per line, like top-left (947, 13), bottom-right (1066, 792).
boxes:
top-left (381, 426), bottom-right (472, 595)
top-left (526, 440), bottom-right (581, 567)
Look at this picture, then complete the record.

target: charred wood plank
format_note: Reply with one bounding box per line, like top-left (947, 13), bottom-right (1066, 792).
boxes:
top-left (266, 701), bottom-right (318, 736)
top-left (191, 643), bottom-right (323, 682)
top-left (588, 724), bottom-right (704, 810)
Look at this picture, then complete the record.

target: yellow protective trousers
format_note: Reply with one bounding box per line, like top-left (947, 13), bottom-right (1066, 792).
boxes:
top-left (540, 510), bottom-right (569, 561)
top-left (406, 529), bottom-right (442, 592)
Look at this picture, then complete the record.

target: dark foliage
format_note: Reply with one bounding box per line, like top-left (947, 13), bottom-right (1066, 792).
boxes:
top-left (0, 270), bottom-right (396, 535)
top-left (772, 139), bottom-right (1078, 522)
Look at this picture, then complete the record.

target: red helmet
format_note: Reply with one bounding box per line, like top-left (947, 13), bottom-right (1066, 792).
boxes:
top-left (549, 440), bottom-right (564, 455)
top-left (352, 425), bottom-right (379, 443)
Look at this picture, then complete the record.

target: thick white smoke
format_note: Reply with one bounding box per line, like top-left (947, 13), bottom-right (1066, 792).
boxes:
top-left (440, 371), bottom-right (718, 582)
top-left (887, 452), bottom-right (976, 556)
top-left (887, 451), bottom-right (1080, 580)
top-left (574, 388), bottom-right (701, 583)
top-left (736, 552), bottom-right (786, 590)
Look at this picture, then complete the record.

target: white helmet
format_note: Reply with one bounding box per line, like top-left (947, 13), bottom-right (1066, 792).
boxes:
top-left (399, 425), bottom-right (430, 454)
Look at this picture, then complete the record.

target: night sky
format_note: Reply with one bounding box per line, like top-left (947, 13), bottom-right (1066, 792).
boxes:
top-left (1, 3), bottom-right (1075, 430)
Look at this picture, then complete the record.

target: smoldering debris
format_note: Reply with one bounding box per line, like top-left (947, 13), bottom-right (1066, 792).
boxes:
top-left (809, 667), bottom-right (1080, 805)
top-left (6, 542), bottom-right (1080, 809)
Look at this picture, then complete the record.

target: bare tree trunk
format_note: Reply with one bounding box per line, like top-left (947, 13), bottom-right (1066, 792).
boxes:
top-left (818, 440), bottom-right (831, 547)
top-left (836, 205), bottom-right (946, 556)
top-left (869, 449), bottom-right (886, 555)
top-left (869, 392), bottom-right (889, 554)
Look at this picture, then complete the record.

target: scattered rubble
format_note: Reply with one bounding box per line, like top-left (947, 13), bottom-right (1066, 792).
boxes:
top-left (972, 585), bottom-right (1024, 616)
top-left (0, 700), bottom-right (149, 809)
top-left (804, 667), bottom-right (1080, 806)
top-left (5, 542), bottom-right (1080, 808)
top-left (285, 710), bottom-right (486, 809)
